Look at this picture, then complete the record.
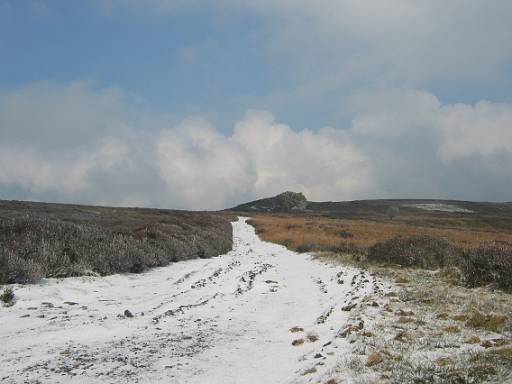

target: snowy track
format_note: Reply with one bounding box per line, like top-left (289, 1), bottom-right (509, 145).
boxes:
top-left (0, 218), bottom-right (385, 383)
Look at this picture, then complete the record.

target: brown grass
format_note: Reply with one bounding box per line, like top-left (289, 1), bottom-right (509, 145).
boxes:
top-left (248, 214), bottom-right (512, 251)
top-left (466, 310), bottom-right (508, 332)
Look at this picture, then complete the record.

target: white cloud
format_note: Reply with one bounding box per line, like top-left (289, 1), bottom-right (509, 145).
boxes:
top-left (439, 101), bottom-right (512, 160)
top-left (157, 117), bottom-right (256, 209)
top-left (1, 82), bottom-right (512, 208)
top-left (156, 111), bottom-right (371, 208)
top-left (231, 110), bottom-right (370, 201)
top-left (344, 88), bottom-right (512, 200)
top-left (0, 82), bottom-right (371, 209)
top-left (0, 138), bottom-right (129, 195)
top-left (349, 88), bottom-right (442, 139)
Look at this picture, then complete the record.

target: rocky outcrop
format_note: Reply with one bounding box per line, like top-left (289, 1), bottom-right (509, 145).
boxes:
top-left (230, 191), bottom-right (308, 213)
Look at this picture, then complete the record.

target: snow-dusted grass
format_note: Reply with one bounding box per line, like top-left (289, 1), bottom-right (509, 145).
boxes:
top-left (0, 218), bottom-right (388, 383)
top-left (319, 253), bottom-right (512, 383)
top-left (0, 213), bottom-right (232, 284)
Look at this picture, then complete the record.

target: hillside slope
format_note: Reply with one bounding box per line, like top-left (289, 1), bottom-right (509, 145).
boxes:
top-left (230, 192), bottom-right (512, 232)
top-left (0, 200), bottom-right (233, 283)
top-left (230, 191), bottom-right (307, 212)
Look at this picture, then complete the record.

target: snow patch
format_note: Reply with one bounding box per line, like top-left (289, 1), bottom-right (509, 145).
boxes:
top-left (405, 203), bottom-right (474, 213)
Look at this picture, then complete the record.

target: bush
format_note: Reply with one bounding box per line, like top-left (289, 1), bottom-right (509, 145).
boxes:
top-left (460, 242), bottom-right (512, 291)
top-left (386, 206), bottom-right (400, 220)
top-left (338, 230), bottom-right (354, 239)
top-left (328, 242), bottom-right (367, 256)
top-left (296, 242), bottom-right (318, 253)
top-left (367, 235), bottom-right (461, 269)
top-left (0, 215), bottom-right (233, 284)
top-left (2, 251), bottom-right (43, 283)
top-left (0, 287), bottom-right (15, 306)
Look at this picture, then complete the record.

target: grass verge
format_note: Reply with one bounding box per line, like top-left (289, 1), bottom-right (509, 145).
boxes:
top-left (319, 253), bottom-right (512, 384)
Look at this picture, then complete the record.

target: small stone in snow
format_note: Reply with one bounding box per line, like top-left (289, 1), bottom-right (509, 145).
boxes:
top-left (342, 303), bottom-right (357, 311)
top-left (124, 309), bottom-right (134, 318)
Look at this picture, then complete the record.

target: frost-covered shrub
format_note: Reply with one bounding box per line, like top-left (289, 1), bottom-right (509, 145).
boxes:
top-left (367, 236), bottom-right (461, 269)
top-left (0, 287), bottom-right (15, 306)
top-left (0, 215), bottom-right (232, 284)
top-left (460, 242), bottom-right (512, 291)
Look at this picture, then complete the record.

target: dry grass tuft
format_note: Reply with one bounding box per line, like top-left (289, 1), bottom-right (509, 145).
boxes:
top-left (466, 335), bottom-right (481, 344)
top-left (452, 314), bottom-right (468, 322)
top-left (443, 326), bottom-right (461, 334)
top-left (306, 333), bottom-right (319, 343)
top-left (466, 310), bottom-right (508, 332)
top-left (302, 367), bottom-right (317, 375)
top-left (366, 351), bottom-right (383, 367)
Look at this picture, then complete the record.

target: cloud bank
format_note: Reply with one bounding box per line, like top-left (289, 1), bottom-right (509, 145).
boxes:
top-left (1, 82), bottom-right (511, 210)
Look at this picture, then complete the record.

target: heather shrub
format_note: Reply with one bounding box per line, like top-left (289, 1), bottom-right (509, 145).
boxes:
top-left (0, 215), bottom-right (232, 284)
top-left (337, 229), bottom-right (354, 239)
top-left (0, 287), bottom-right (15, 306)
top-left (3, 252), bottom-right (43, 283)
top-left (460, 242), bottom-right (512, 291)
top-left (367, 235), bottom-right (461, 269)
top-left (328, 242), bottom-right (367, 256)
top-left (296, 242), bottom-right (318, 253)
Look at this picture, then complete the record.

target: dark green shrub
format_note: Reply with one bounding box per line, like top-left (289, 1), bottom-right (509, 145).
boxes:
top-left (460, 242), bottom-right (512, 291)
top-left (296, 242), bottom-right (318, 253)
top-left (0, 287), bottom-right (15, 306)
top-left (328, 242), bottom-right (367, 256)
top-left (338, 230), bottom-right (354, 239)
top-left (280, 239), bottom-right (294, 248)
top-left (368, 236), bottom-right (461, 269)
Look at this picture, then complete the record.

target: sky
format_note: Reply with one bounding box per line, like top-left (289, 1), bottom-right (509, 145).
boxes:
top-left (1, 0), bottom-right (512, 210)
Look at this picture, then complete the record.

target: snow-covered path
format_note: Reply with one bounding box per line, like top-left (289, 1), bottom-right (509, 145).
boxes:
top-left (0, 218), bottom-right (385, 383)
